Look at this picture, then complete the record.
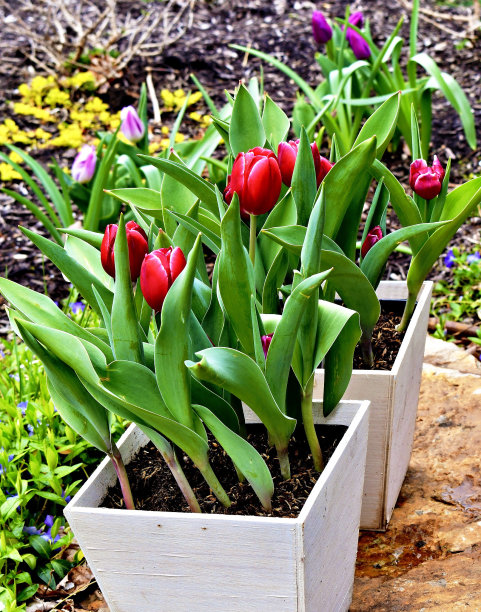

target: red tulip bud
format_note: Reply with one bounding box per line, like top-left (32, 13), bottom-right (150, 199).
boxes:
top-left (361, 226), bottom-right (383, 258)
top-left (277, 140), bottom-right (322, 187)
top-left (316, 156), bottom-right (334, 186)
top-left (409, 156), bottom-right (444, 200)
top-left (224, 147), bottom-right (282, 216)
top-left (261, 333), bottom-right (273, 358)
top-left (140, 247), bottom-right (186, 312)
top-left (100, 221), bottom-right (148, 282)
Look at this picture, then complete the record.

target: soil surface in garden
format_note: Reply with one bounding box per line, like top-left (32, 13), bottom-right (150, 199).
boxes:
top-left (103, 424), bottom-right (347, 517)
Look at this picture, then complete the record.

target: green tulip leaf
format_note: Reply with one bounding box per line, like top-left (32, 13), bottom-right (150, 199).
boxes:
top-left (193, 404), bottom-right (274, 510)
top-left (353, 92), bottom-right (400, 157)
top-left (265, 271), bottom-right (332, 410)
top-left (218, 195), bottom-right (256, 357)
top-left (59, 228), bottom-right (103, 249)
top-left (111, 215), bottom-right (143, 363)
top-left (291, 128), bottom-right (317, 226)
top-left (19, 226), bottom-right (113, 315)
top-left (155, 235), bottom-right (202, 428)
top-left (230, 84), bottom-right (266, 156)
top-left (361, 220), bottom-right (448, 287)
top-left (137, 155), bottom-right (218, 214)
top-left (262, 95), bottom-right (290, 152)
top-left (64, 235), bottom-right (113, 289)
top-left (0, 278), bottom-right (113, 361)
top-left (186, 347), bottom-right (296, 449)
top-left (322, 137), bottom-right (377, 239)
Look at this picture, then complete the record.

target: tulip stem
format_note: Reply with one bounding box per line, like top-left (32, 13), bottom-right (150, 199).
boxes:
top-left (249, 214), bottom-right (257, 267)
top-left (110, 443), bottom-right (135, 510)
top-left (360, 332), bottom-right (374, 368)
top-left (199, 463), bottom-right (231, 507)
top-left (396, 291), bottom-right (417, 333)
top-left (301, 377), bottom-right (324, 472)
top-left (162, 448), bottom-right (201, 513)
top-left (276, 444), bottom-right (291, 480)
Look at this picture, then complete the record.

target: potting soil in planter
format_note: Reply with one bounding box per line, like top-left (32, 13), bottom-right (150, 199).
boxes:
top-left (353, 303), bottom-right (406, 370)
top-left (102, 424), bottom-right (347, 518)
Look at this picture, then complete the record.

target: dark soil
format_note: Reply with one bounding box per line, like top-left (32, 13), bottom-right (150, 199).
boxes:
top-left (103, 424), bottom-right (347, 518)
top-left (353, 305), bottom-right (405, 370)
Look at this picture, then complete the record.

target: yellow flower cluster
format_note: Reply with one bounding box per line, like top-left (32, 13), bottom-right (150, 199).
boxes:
top-left (160, 89), bottom-right (203, 111)
top-left (1, 71), bottom-right (120, 157)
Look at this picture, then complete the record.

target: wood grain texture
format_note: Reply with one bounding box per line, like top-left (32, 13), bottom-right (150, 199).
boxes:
top-left (65, 401), bottom-right (370, 612)
top-left (313, 281), bottom-right (433, 530)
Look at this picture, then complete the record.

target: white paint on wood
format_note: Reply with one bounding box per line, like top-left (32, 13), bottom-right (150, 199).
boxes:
top-left (65, 401), bottom-right (370, 612)
top-left (313, 280), bottom-right (433, 530)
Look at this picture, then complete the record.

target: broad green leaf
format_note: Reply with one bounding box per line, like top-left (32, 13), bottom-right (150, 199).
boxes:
top-left (186, 347), bottom-right (296, 449)
top-left (353, 92), bottom-right (400, 157)
top-left (0, 278), bottom-right (113, 360)
top-left (262, 248), bottom-right (288, 314)
top-left (167, 209), bottom-right (221, 254)
top-left (15, 320), bottom-right (111, 452)
top-left (291, 127), bottom-right (317, 226)
top-left (230, 83), bottom-right (266, 156)
top-left (262, 95), bottom-right (290, 152)
top-left (65, 235), bottom-right (113, 289)
top-left (193, 403), bottom-right (274, 509)
top-left (111, 216), bottom-right (143, 362)
top-left (137, 156), bottom-right (218, 213)
top-left (361, 221), bottom-right (448, 287)
top-left (191, 378), bottom-right (239, 433)
top-left (323, 311), bottom-right (361, 415)
top-left (259, 191), bottom-right (297, 271)
top-left (19, 227), bottom-right (113, 314)
top-left (218, 195), bottom-right (256, 357)
top-left (108, 187), bottom-right (162, 217)
top-left (84, 374), bottom-right (210, 470)
top-left (16, 320), bottom-right (106, 386)
top-left (261, 225), bottom-right (344, 257)
top-left (60, 227), bottom-right (103, 249)
top-left (155, 235), bottom-right (202, 428)
top-left (323, 137), bottom-right (377, 238)
top-left (265, 270), bottom-right (331, 407)
top-left (319, 250), bottom-right (380, 336)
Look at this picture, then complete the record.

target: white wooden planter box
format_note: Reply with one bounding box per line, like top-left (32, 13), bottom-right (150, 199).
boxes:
top-left (65, 399), bottom-right (370, 612)
top-left (314, 280), bottom-right (432, 531)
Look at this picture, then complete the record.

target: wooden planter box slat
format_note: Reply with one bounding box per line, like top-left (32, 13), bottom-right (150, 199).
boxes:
top-left (313, 280), bottom-right (432, 530)
top-left (65, 400), bottom-right (370, 612)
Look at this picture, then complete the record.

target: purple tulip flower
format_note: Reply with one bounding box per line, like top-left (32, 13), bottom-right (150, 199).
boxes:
top-left (120, 106), bottom-right (145, 143)
top-left (345, 12), bottom-right (371, 60)
top-left (72, 145), bottom-right (96, 183)
top-left (312, 11), bottom-right (332, 45)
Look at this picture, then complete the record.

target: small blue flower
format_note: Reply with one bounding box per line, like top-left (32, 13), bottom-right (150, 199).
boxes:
top-left (0, 349), bottom-right (5, 358)
top-left (44, 514), bottom-right (55, 529)
top-left (61, 489), bottom-right (71, 503)
top-left (26, 424), bottom-right (34, 437)
top-left (17, 401), bottom-right (28, 415)
top-left (9, 374), bottom-right (20, 382)
top-left (69, 301), bottom-right (85, 315)
top-left (23, 525), bottom-right (42, 536)
top-left (467, 251), bottom-right (480, 265)
top-left (444, 249), bottom-right (456, 269)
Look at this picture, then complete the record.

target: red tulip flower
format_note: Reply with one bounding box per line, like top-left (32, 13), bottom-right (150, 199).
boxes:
top-left (101, 221), bottom-right (148, 282)
top-left (224, 147), bottom-right (282, 216)
top-left (361, 226), bottom-right (383, 258)
top-left (277, 140), bottom-right (333, 188)
top-left (409, 156), bottom-right (445, 200)
top-left (140, 247), bottom-right (186, 312)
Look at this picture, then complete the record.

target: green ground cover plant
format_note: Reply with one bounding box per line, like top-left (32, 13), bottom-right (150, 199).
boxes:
top-left (0, 302), bottom-right (125, 611)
